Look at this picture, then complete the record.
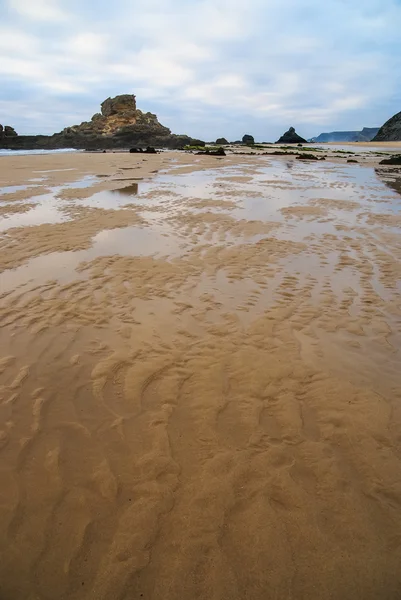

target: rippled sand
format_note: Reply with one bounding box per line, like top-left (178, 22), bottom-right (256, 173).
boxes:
top-left (1, 150), bottom-right (401, 600)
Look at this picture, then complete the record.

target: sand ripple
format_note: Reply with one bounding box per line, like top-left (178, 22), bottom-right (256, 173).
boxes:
top-left (1, 151), bottom-right (401, 599)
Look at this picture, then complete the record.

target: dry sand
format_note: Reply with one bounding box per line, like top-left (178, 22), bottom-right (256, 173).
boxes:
top-left (1, 149), bottom-right (401, 600)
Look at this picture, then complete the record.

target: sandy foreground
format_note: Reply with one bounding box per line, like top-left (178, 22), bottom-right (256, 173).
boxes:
top-left (0, 148), bottom-right (401, 600)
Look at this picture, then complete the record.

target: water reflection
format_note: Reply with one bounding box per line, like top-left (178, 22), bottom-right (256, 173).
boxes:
top-left (111, 183), bottom-right (139, 196)
top-left (375, 167), bottom-right (401, 197)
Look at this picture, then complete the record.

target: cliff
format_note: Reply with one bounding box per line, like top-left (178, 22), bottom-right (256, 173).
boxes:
top-left (373, 111), bottom-right (401, 142)
top-left (0, 94), bottom-right (202, 150)
top-left (310, 127), bottom-right (379, 143)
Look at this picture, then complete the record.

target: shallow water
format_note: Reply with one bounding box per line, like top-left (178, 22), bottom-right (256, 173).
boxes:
top-left (0, 148), bottom-right (79, 157)
top-left (1, 160), bottom-right (401, 313)
top-left (0, 184), bottom-right (33, 195)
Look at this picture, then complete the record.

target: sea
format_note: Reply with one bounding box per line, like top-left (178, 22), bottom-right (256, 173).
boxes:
top-left (0, 148), bottom-right (78, 157)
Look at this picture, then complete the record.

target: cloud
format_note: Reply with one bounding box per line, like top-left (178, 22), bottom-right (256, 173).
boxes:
top-left (1, 0), bottom-right (401, 140)
top-left (7, 0), bottom-right (69, 21)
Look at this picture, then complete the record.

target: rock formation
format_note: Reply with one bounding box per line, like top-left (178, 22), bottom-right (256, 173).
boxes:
top-left (242, 134), bottom-right (254, 144)
top-left (276, 127), bottom-right (307, 144)
top-left (215, 137), bottom-right (228, 145)
top-left (0, 124), bottom-right (18, 139)
top-left (0, 94), bottom-right (203, 150)
top-left (373, 111), bottom-right (401, 142)
top-left (196, 147), bottom-right (226, 157)
top-left (379, 155), bottom-right (401, 165)
top-left (310, 127), bottom-right (379, 143)
top-left (60, 94), bottom-right (170, 141)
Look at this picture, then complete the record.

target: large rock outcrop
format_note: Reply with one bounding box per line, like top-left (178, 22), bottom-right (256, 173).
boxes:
top-left (373, 111), bottom-right (401, 142)
top-left (276, 127), bottom-right (307, 144)
top-left (0, 94), bottom-right (203, 150)
top-left (55, 94), bottom-right (175, 148)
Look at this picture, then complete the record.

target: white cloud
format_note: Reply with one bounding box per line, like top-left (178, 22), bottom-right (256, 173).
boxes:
top-left (111, 50), bottom-right (193, 88)
top-left (0, 28), bottom-right (40, 53)
top-left (67, 33), bottom-right (109, 58)
top-left (7, 0), bottom-right (68, 21)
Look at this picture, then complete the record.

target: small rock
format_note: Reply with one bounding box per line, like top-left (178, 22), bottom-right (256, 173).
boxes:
top-left (380, 155), bottom-right (401, 165)
top-left (242, 134), bottom-right (254, 145)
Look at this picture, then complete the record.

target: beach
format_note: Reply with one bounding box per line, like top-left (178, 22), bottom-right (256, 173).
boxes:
top-left (1, 147), bottom-right (401, 600)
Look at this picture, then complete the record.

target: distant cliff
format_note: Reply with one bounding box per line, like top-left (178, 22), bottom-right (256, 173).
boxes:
top-left (310, 127), bottom-right (379, 143)
top-left (0, 94), bottom-right (202, 150)
top-left (373, 112), bottom-right (401, 142)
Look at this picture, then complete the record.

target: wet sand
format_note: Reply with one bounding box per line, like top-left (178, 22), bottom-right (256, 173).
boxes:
top-left (1, 149), bottom-right (401, 600)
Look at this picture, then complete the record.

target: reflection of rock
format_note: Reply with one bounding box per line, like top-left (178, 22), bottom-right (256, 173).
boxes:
top-left (0, 94), bottom-right (204, 150)
top-left (242, 134), bottom-right (254, 144)
top-left (112, 183), bottom-right (139, 195)
top-left (375, 167), bottom-right (401, 196)
top-left (216, 137), bottom-right (228, 145)
top-left (296, 153), bottom-right (325, 161)
top-left (373, 111), bottom-right (401, 141)
top-left (276, 127), bottom-right (307, 144)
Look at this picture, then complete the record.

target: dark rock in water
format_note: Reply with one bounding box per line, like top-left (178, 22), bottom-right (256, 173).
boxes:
top-left (129, 146), bottom-right (157, 154)
top-left (0, 124), bottom-right (18, 138)
top-left (374, 112), bottom-right (401, 141)
top-left (216, 137), bottom-right (228, 145)
top-left (196, 147), bottom-right (226, 157)
top-left (0, 94), bottom-right (205, 151)
top-left (276, 127), bottom-right (307, 144)
top-left (347, 159), bottom-right (358, 163)
top-left (242, 134), bottom-right (254, 145)
top-left (379, 155), bottom-right (401, 165)
top-left (296, 153), bottom-right (325, 161)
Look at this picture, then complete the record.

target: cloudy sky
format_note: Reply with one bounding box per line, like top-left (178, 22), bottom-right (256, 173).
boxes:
top-left (1, 0), bottom-right (401, 141)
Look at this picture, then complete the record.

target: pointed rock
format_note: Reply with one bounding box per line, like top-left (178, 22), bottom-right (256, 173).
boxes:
top-left (276, 127), bottom-right (307, 144)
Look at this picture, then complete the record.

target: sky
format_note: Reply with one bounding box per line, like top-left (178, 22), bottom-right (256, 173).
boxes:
top-left (1, 0), bottom-right (401, 141)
